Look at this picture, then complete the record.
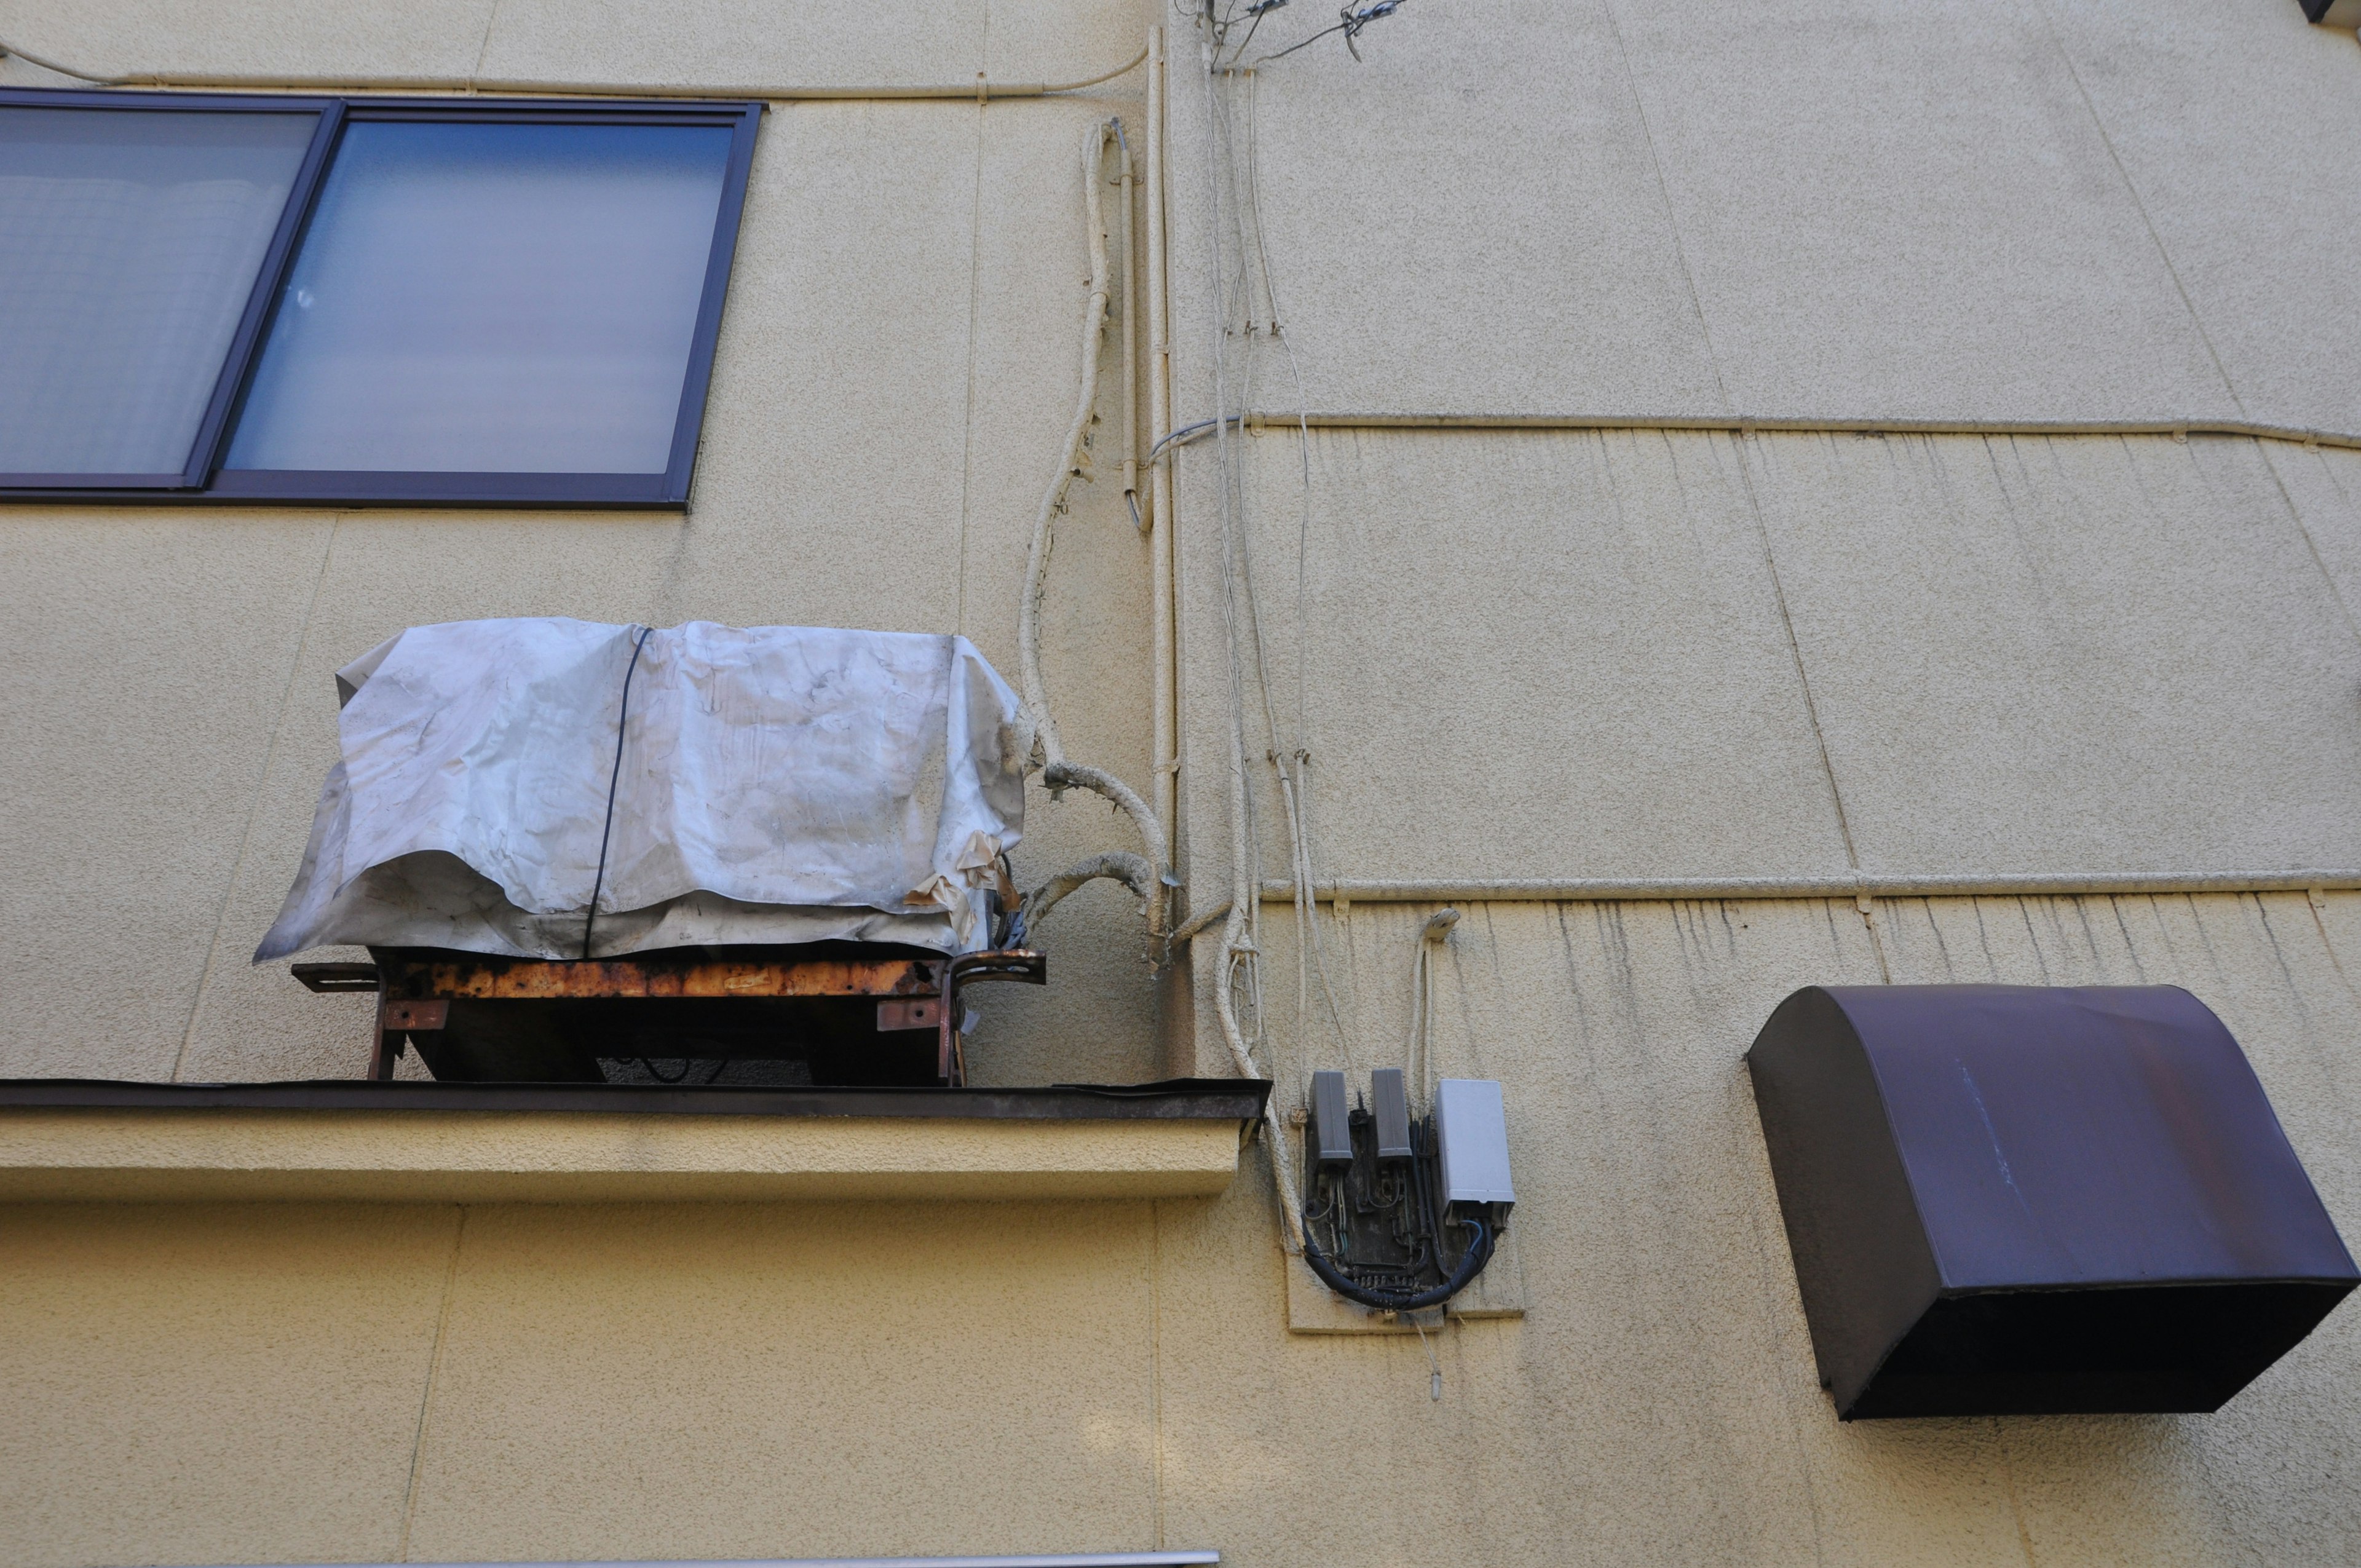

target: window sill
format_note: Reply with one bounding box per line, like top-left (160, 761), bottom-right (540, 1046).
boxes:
top-left (0, 1080), bottom-right (1267, 1203)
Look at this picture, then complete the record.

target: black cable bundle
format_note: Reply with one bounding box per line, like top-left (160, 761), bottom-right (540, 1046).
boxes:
top-left (1301, 1213), bottom-right (1494, 1312)
top-left (1299, 1111), bottom-right (1500, 1312)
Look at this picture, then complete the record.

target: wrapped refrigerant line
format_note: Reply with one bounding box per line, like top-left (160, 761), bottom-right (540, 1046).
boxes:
top-left (256, 617), bottom-right (1028, 964)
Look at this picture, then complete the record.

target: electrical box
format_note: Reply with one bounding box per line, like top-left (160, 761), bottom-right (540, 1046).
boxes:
top-left (1370, 1067), bottom-right (1414, 1160)
top-left (1434, 1078), bottom-right (1515, 1210)
top-left (1747, 984), bottom-right (2359, 1419)
top-left (1300, 1069), bottom-right (1509, 1309)
top-left (1309, 1069), bottom-right (1353, 1166)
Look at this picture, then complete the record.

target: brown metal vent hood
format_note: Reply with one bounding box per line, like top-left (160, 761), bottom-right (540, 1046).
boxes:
top-left (1746, 985), bottom-right (2357, 1420)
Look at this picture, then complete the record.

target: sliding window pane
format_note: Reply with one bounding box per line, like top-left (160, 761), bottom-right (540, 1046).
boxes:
top-left (0, 106), bottom-right (315, 477)
top-left (226, 121), bottom-right (733, 475)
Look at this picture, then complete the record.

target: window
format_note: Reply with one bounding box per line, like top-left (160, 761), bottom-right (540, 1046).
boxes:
top-left (0, 91), bottom-right (761, 506)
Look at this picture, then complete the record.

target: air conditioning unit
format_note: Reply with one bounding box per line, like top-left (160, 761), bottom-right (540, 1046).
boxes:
top-left (268, 617), bottom-right (1042, 1086)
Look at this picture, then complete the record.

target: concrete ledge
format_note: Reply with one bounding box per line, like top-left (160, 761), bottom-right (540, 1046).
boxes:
top-left (0, 1080), bottom-right (1265, 1203)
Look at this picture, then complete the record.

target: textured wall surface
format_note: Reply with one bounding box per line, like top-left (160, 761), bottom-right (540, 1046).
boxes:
top-left (1171, 0), bottom-right (2361, 428)
top-left (4, 0), bottom-right (2360, 1563)
top-left (4, 893), bottom-right (2358, 1567)
top-left (1173, 427), bottom-right (2361, 886)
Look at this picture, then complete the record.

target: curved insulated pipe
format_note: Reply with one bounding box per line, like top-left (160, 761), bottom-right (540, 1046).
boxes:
top-left (1021, 850), bottom-right (1157, 941)
top-left (1016, 119), bottom-right (1171, 925)
top-left (1016, 121), bottom-right (1116, 772)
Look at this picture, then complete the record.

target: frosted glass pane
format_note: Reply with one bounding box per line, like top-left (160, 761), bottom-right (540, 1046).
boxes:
top-left (0, 106), bottom-right (314, 476)
top-left (226, 122), bottom-right (732, 474)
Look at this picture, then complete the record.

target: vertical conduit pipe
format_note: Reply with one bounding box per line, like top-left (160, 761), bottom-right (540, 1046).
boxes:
top-left (1147, 27), bottom-right (1177, 860)
top-left (1120, 129), bottom-right (1140, 532)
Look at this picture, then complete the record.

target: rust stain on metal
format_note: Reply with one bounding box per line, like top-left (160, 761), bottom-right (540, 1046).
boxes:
top-left (877, 997), bottom-right (943, 1031)
top-left (384, 956), bottom-right (944, 1001)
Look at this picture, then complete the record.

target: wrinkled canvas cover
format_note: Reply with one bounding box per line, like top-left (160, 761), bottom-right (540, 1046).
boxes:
top-left (256, 619), bottom-right (1026, 961)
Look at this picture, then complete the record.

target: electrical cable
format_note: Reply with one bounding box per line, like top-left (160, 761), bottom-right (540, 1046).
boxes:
top-left (582, 625), bottom-right (654, 961)
top-left (1256, 0), bottom-right (1407, 65)
top-left (1195, 10), bottom-right (1308, 1252)
top-left (1240, 63), bottom-right (1355, 1077)
top-left (0, 34), bottom-right (1150, 98)
top-left (1148, 415), bottom-right (1243, 463)
top-left (1206, 47), bottom-right (1291, 1064)
top-left (1406, 907), bottom-right (1459, 1099)
top-left (1257, 20), bottom-right (1349, 62)
top-left (1222, 1), bottom-right (1291, 70)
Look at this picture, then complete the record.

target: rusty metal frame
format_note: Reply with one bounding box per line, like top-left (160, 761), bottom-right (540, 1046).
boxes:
top-left (301, 948), bottom-right (1047, 1085)
top-left (376, 952), bottom-right (944, 1002)
top-left (936, 949), bottom-right (1049, 1085)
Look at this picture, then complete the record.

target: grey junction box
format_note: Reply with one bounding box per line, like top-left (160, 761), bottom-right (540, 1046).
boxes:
top-left (1308, 1069), bottom-right (1353, 1167)
top-left (1369, 1066), bottom-right (1414, 1160)
top-left (1434, 1078), bottom-right (1515, 1210)
top-left (1746, 984), bottom-right (2358, 1419)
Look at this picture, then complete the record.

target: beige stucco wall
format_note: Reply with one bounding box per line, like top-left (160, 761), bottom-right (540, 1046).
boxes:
top-left (3, 892), bottom-right (2358, 1567)
top-left (1174, 426), bottom-right (2361, 887)
top-left (6, 0), bottom-right (2361, 1564)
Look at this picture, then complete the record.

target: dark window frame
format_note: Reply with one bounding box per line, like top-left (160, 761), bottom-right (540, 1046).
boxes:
top-left (0, 88), bottom-right (764, 509)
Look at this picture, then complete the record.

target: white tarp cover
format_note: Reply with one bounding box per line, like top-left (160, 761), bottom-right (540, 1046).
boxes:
top-left (255, 619), bottom-right (1026, 962)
